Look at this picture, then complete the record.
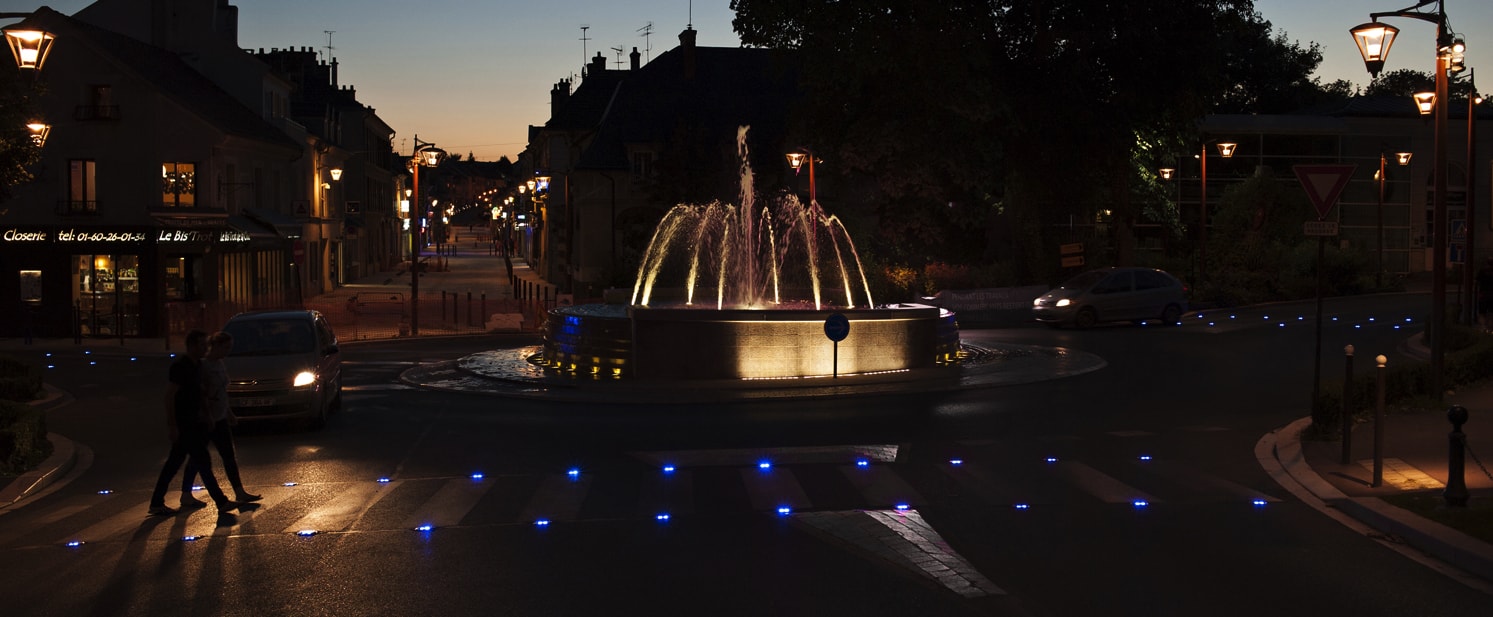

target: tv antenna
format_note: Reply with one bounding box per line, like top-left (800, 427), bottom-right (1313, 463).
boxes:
top-left (579, 25), bottom-right (591, 68)
top-left (322, 30), bottom-right (335, 62)
top-left (637, 22), bottom-right (654, 63)
top-left (611, 45), bottom-right (624, 70)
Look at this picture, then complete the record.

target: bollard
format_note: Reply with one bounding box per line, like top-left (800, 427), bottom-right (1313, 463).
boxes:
top-left (1445, 406), bottom-right (1470, 507)
top-left (1342, 345), bottom-right (1354, 464)
top-left (1373, 354), bottom-right (1387, 488)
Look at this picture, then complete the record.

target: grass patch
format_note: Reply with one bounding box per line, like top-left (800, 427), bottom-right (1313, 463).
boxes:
top-left (1381, 491), bottom-right (1493, 545)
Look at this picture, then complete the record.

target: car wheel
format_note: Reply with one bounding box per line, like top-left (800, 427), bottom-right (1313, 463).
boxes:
top-left (1160, 304), bottom-right (1182, 324)
top-left (308, 396), bottom-right (328, 430)
top-left (1074, 307), bottom-right (1098, 329)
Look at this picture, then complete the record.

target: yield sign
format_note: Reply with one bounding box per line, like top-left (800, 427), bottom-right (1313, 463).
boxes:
top-left (1293, 164), bottom-right (1357, 220)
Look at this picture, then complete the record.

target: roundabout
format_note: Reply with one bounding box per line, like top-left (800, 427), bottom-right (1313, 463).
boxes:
top-left (398, 341), bottom-right (1107, 404)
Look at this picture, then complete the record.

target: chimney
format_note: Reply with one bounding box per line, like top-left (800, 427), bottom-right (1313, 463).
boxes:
top-left (679, 27), bottom-right (697, 79)
top-left (331, 57), bottom-right (339, 88)
top-left (630, 46), bottom-right (641, 71)
top-left (588, 52), bottom-right (607, 77)
top-left (551, 79), bottom-right (571, 114)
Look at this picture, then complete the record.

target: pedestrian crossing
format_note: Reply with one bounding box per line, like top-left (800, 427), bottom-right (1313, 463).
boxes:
top-left (9, 443), bottom-right (1283, 551)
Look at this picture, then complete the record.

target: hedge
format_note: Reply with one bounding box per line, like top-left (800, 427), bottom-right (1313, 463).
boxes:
top-left (0, 399), bottom-right (50, 475)
top-left (1311, 323), bottom-right (1493, 439)
top-left (0, 354), bottom-right (42, 402)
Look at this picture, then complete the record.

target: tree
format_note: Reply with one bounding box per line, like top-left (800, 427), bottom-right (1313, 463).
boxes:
top-left (730, 1), bottom-right (1331, 283)
top-left (0, 64), bottom-right (43, 204)
top-left (1364, 68), bottom-right (1433, 97)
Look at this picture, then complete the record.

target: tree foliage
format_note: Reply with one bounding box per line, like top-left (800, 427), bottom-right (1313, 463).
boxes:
top-left (0, 65), bottom-right (43, 204)
top-left (730, 0), bottom-right (1333, 284)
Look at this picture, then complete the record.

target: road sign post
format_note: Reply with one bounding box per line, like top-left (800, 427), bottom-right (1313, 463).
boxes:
top-left (1294, 164), bottom-right (1357, 416)
top-left (824, 313), bottom-right (849, 378)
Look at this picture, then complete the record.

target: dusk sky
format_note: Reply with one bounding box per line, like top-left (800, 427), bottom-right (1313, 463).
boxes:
top-left (15, 1), bottom-right (1493, 162)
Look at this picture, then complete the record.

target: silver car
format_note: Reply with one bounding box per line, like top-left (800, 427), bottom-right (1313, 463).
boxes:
top-left (220, 310), bottom-right (343, 429)
top-left (1031, 267), bottom-right (1188, 328)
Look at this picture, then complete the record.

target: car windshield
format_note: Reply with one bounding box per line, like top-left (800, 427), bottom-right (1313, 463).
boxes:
top-left (1059, 270), bottom-right (1109, 290)
top-left (224, 319), bottom-right (316, 356)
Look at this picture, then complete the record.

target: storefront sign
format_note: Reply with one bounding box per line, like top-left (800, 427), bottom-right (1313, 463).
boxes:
top-left (58, 229), bottom-right (147, 242)
top-left (219, 230), bottom-right (251, 242)
top-left (3, 229), bottom-right (48, 242)
top-left (158, 230), bottom-right (213, 242)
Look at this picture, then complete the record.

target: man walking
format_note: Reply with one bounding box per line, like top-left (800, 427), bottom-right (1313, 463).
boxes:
top-left (147, 329), bottom-right (251, 519)
top-left (180, 331), bottom-right (261, 507)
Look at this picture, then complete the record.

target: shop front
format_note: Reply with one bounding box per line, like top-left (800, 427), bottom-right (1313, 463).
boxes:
top-left (0, 221), bottom-right (291, 339)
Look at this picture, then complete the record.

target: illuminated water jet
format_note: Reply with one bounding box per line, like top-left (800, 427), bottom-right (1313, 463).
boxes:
top-left (539, 127), bottom-right (959, 380)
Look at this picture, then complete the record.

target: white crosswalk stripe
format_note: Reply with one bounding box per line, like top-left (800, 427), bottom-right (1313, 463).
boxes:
top-left (287, 480), bottom-right (402, 534)
top-left (27, 445), bottom-right (1282, 550)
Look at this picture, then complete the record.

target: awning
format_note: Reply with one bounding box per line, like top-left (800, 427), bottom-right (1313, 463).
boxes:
top-left (226, 214), bottom-right (279, 239)
top-left (243, 207), bottom-right (303, 238)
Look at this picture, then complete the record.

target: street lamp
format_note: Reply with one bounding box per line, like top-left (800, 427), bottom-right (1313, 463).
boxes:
top-left (1198, 140), bottom-right (1237, 288)
top-left (786, 150), bottom-right (819, 206)
top-left (329, 167), bottom-right (343, 182)
top-left (1460, 72), bottom-right (1482, 324)
top-left (3, 27), bottom-right (54, 71)
top-left (25, 121), bottom-right (48, 146)
top-left (408, 138), bottom-right (446, 337)
top-left (1375, 150), bottom-right (1414, 288)
top-left (1351, 0), bottom-right (1457, 400)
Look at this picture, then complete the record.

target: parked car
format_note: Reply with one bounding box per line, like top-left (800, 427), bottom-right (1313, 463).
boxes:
top-left (220, 309), bottom-right (343, 429)
top-left (1031, 267), bottom-right (1188, 328)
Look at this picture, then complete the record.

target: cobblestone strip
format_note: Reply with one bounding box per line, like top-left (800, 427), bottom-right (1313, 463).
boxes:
top-left (792, 509), bottom-right (1005, 599)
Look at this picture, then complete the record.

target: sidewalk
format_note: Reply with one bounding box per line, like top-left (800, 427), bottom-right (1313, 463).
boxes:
top-left (1270, 331), bottom-right (1493, 586)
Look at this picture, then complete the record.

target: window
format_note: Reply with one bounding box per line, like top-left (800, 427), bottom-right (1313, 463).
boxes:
top-left (631, 151), bottom-right (654, 180)
top-left (162, 162), bottom-right (197, 207)
top-left (68, 159), bottom-right (97, 214)
top-left (73, 254), bottom-right (140, 336)
top-left (19, 270), bottom-right (41, 304)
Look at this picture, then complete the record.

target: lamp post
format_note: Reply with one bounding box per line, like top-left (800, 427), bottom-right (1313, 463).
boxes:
top-left (1198, 140), bottom-right (1237, 289)
top-left (1461, 76), bottom-right (1482, 325)
top-left (1376, 151), bottom-right (1413, 288)
top-left (1351, 0), bottom-right (1457, 400)
top-left (407, 138), bottom-right (446, 336)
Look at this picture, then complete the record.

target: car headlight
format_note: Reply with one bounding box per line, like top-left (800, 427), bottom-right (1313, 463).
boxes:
top-left (1033, 297), bottom-right (1043, 307)
top-left (1055, 298), bottom-right (1071, 307)
top-left (293, 371), bottom-right (316, 388)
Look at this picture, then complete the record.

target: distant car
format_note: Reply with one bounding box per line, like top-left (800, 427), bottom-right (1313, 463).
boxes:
top-left (1031, 267), bottom-right (1188, 328)
top-left (220, 309), bottom-right (343, 429)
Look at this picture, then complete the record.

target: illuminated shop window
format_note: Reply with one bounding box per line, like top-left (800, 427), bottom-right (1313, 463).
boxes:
top-left (162, 162), bottom-right (197, 207)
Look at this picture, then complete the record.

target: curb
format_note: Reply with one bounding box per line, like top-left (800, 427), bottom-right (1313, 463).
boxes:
top-left (0, 384), bottom-right (77, 508)
top-left (1274, 416), bottom-right (1493, 585)
top-left (0, 433), bottom-right (76, 507)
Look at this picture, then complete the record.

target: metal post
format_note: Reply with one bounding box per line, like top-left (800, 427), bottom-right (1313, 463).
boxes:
top-left (1444, 405), bottom-right (1469, 507)
top-left (466, 291), bottom-right (472, 326)
top-left (1373, 354), bottom-right (1387, 487)
top-left (1376, 153), bottom-right (1385, 288)
top-left (1430, 33), bottom-right (1449, 401)
top-left (1312, 236), bottom-right (1326, 412)
top-left (1342, 345), bottom-right (1355, 464)
top-left (1465, 87), bottom-right (1479, 325)
top-left (1199, 143), bottom-right (1208, 288)
top-left (410, 161), bottom-right (422, 337)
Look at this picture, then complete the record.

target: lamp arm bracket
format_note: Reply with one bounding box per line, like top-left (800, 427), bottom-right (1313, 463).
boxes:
top-left (1368, 1), bottom-right (1444, 27)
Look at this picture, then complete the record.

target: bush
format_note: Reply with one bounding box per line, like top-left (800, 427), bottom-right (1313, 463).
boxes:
top-left (1310, 323), bottom-right (1493, 438)
top-left (0, 399), bottom-right (50, 474)
top-left (0, 354), bottom-right (42, 402)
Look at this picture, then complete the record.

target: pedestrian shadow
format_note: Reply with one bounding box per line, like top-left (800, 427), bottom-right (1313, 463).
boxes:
top-left (84, 514), bottom-right (180, 617)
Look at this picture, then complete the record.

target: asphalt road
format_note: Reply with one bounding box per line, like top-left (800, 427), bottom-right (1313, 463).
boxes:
top-left (1, 294), bottom-right (1487, 616)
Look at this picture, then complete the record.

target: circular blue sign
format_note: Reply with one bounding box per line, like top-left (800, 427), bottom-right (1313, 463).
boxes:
top-left (824, 313), bottom-right (850, 342)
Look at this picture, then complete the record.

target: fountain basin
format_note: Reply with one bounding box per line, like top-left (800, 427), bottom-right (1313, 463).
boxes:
top-left (540, 303), bottom-right (960, 380)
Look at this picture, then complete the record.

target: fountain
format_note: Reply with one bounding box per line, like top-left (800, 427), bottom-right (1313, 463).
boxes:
top-left (537, 128), bottom-right (960, 381)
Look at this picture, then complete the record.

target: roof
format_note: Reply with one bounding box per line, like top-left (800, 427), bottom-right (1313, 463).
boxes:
top-left (20, 8), bottom-right (300, 152)
top-left (543, 45), bottom-right (802, 171)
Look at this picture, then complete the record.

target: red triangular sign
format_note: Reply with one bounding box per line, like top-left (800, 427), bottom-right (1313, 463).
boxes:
top-left (1293, 164), bottom-right (1357, 220)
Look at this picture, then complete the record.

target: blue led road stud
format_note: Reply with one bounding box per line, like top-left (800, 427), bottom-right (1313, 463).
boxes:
top-left (662, 465), bottom-right (676, 474)
top-left (1045, 457), bottom-right (1058, 463)
top-left (470, 473), bottom-right (484, 480)
top-left (1132, 500), bottom-right (1149, 508)
top-left (297, 530), bottom-right (318, 537)
top-left (1138, 455), bottom-right (1152, 461)
top-left (1252, 499), bottom-right (1268, 507)
top-left (414, 524), bottom-right (434, 532)
top-left (758, 460), bottom-right (772, 470)
top-left (656, 513), bottom-right (671, 522)
top-left (949, 459), bottom-right (964, 466)
top-left (97, 489), bottom-right (112, 495)
top-left (894, 504), bottom-right (910, 511)
top-left (776, 506), bottom-right (792, 516)
top-left (567, 468), bottom-right (581, 478)
top-left (377, 477), bottom-right (391, 483)
top-left (66, 540), bottom-right (84, 547)
top-left (283, 482), bottom-right (298, 487)
top-left (856, 459), bottom-right (870, 467)
top-left (535, 519), bottom-right (551, 527)
top-left (182, 535), bottom-right (201, 542)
